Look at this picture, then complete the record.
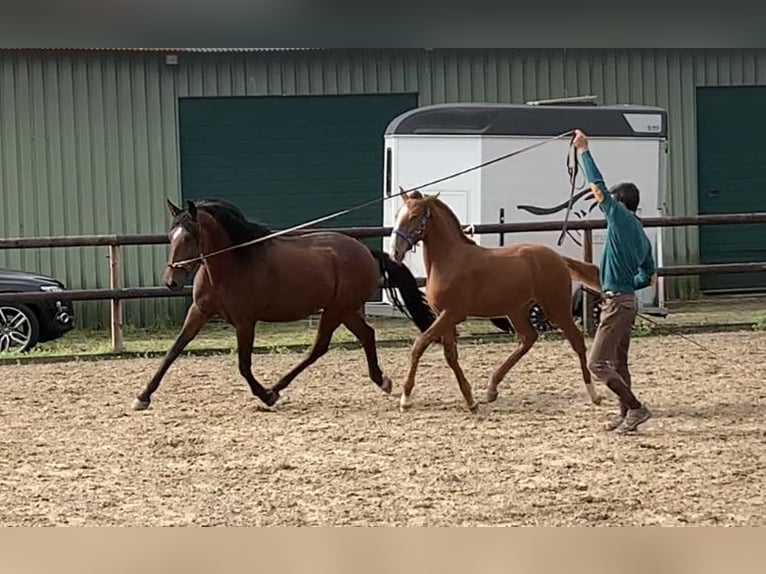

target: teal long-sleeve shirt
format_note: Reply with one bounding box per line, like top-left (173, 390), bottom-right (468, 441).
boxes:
top-left (580, 150), bottom-right (656, 293)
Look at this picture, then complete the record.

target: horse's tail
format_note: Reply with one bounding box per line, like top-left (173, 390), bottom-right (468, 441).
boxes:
top-left (368, 249), bottom-right (435, 333)
top-left (562, 256), bottom-right (602, 293)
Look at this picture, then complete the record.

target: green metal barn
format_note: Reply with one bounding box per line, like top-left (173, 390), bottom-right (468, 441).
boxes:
top-left (1, 48), bottom-right (765, 328)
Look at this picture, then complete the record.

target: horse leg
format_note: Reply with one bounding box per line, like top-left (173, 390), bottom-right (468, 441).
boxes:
top-left (132, 303), bottom-right (210, 410)
top-left (235, 322), bottom-right (280, 407)
top-left (400, 309), bottom-right (461, 412)
top-left (342, 308), bottom-right (391, 394)
top-left (271, 312), bottom-right (342, 395)
top-left (442, 327), bottom-right (478, 412)
top-left (485, 308), bottom-right (538, 403)
top-left (555, 312), bottom-right (603, 405)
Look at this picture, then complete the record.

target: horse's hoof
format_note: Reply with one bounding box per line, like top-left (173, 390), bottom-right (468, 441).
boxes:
top-left (132, 397), bottom-right (151, 411)
top-left (380, 375), bottom-right (393, 395)
top-left (257, 390), bottom-right (288, 411)
top-left (468, 401), bottom-right (480, 414)
top-left (592, 394), bottom-right (604, 406)
top-left (256, 396), bottom-right (286, 412)
top-left (585, 383), bottom-right (603, 406)
top-left (485, 388), bottom-right (498, 403)
top-left (399, 394), bottom-right (413, 412)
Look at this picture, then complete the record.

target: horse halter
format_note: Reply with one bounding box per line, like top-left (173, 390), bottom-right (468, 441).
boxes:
top-left (167, 251), bottom-right (212, 287)
top-left (168, 259), bottom-right (198, 272)
top-left (166, 224), bottom-right (204, 272)
top-left (393, 207), bottom-right (431, 249)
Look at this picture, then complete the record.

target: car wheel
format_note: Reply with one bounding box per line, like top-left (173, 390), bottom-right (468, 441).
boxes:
top-left (0, 303), bottom-right (40, 353)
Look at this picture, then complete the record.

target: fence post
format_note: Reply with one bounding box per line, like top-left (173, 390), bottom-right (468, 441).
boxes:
top-left (581, 229), bottom-right (596, 337)
top-left (108, 244), bottom-right (124, 354)
top-left (498, 208), bottom-right (505, 246)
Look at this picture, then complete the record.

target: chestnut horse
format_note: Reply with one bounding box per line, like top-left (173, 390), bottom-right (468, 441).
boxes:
top-left (131, 198), bottom-right (435, 411)
top-left (389, 189), bottom-right (603, 412)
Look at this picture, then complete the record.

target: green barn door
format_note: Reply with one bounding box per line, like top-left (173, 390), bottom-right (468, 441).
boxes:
top-left (178, 93), bottom-right (418, 244)
top-left (697, 86), bottom-right (766, 293)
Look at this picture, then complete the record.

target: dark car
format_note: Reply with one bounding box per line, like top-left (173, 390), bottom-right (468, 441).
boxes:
top-left (0, 268), bottom-right (75, 353)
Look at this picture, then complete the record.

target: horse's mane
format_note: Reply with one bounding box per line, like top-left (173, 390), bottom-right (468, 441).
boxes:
top-left (424, 196), bottom-right (477, 246)
top-left (176, 199), bottom-right (273, 250)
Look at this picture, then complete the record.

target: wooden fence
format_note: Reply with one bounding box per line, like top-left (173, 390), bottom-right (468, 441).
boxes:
top-left (2, 212), bottom-right (766, 353)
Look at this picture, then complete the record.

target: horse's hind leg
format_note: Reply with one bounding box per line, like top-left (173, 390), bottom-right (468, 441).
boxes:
top-left (485, 307), bottom-right (538, 403)
top-left (442, 327), bottom-right (478, 412)
top-left (545, 307), bottom-right (603, 406)
top-left (271, 312), bottom-right (342, 395)
top-left (235, 322), bottom-right (279, 408)
top-left (133, 303), bottom-right (210, 411)
top-left (342, 308), bottom-right (391, 394)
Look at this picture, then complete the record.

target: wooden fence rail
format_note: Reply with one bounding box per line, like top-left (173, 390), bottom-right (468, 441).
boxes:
top-left (2, 261), bottom-right (765, 305)
top-left (2, 212), bottom-right (766, 249)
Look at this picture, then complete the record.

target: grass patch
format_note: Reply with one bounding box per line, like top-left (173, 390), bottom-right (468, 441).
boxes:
top-left (8, 316), bottom-right (511, 361)
top-left (752, 314), bottom-right (766, 331)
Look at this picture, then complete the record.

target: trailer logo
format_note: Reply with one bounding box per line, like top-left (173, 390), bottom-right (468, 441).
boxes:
top-left (516, 188), bottom-right (599, 247)
top-left (623, 113), bottom-right (664, 134)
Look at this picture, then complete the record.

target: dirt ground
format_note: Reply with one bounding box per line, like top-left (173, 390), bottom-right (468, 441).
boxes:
top-left (1, 331), bottom-right (764, 526)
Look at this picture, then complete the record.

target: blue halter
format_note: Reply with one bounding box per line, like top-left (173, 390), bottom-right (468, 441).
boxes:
top-left (393, 208), bottom-right (431, 249)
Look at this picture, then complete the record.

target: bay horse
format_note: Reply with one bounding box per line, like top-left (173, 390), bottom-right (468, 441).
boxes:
top-left (131, 198), bottom-right (435, 411)
top-left (389, 188), bottom-right (604, 412)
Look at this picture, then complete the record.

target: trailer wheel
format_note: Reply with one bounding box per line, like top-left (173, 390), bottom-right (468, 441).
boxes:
top-left (591, 298), bottom-right (603, 329)
top-left (490, 293), bottom-right (604, 335)
top-left (488, 304), bottom-right (552, 334)
top-left (573, 290), bottom-right (603, 331)
top-left (529, 303), bottom-right (553, 332)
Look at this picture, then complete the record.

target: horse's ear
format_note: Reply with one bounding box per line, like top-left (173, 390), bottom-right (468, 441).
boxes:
top-left (166, 198), bottom-right (182, 217)
top-left (400, 187), bottom-right (424, 202)
top-left (430, 192), bottom-right (441, 201)
top-left (185, 200), bottom-right (197, 220)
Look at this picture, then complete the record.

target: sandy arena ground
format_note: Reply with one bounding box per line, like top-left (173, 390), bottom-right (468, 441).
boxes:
top-left (1, 331), bottom-right (764, 526)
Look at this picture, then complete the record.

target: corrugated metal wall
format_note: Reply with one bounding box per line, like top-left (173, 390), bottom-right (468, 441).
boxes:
top-left (2, 48), bottom-right (763, 327)
top-left (0, 51), bottom-right (187, 327)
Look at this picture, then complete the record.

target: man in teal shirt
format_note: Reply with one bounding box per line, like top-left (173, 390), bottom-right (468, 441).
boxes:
top-left (573, 129), bottom-right (655, 433)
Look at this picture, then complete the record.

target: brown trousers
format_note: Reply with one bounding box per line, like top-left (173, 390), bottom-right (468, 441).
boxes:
top-left (588, 293), bottom-right (641, 413)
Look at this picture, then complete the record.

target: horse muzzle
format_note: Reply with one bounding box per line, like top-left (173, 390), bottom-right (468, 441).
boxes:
top-left (164, 278), bottom-right (186, 291)
top-left (163, 265), bottom-right (189, 291)
top-left (389, 232), bottom-right (414, 263)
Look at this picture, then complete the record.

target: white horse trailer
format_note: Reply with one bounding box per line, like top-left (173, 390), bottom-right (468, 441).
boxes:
top-left (376, 102), bottom-right (669, 323)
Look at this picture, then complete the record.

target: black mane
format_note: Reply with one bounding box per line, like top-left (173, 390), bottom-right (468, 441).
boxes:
top-left (175, 199), bottom-right (273, 249)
